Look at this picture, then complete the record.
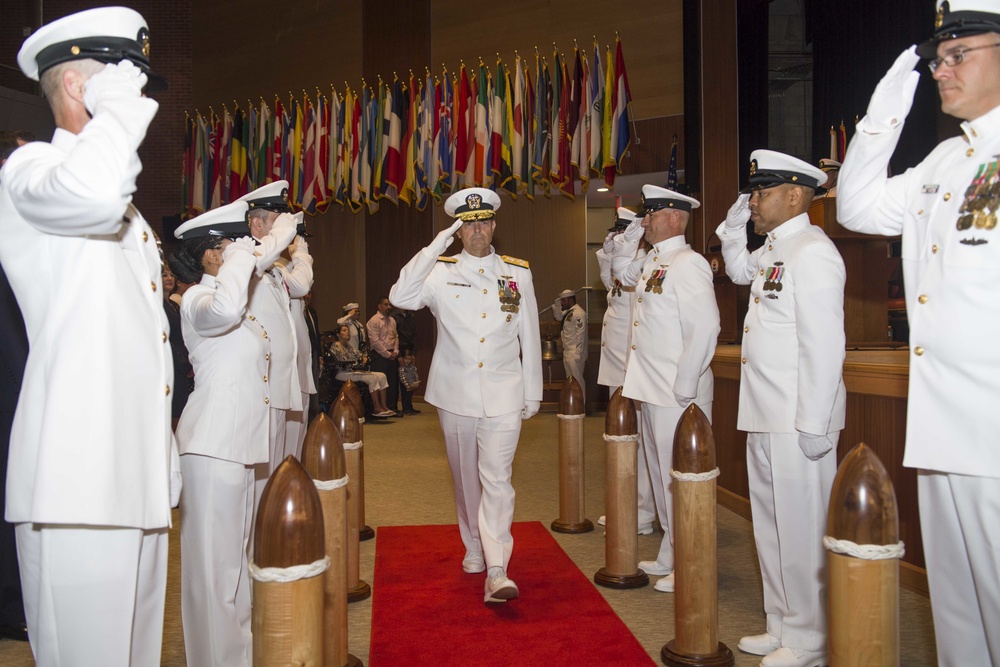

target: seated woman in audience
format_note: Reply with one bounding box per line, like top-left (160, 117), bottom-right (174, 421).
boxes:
top-left (330, 323), bottom-right (395, 417)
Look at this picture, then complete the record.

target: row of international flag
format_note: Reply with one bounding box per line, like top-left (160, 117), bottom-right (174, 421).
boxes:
top-left (180, 38), bottom-right (632, 218)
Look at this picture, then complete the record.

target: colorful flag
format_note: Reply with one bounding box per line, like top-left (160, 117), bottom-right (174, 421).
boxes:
top-left (512, 55), bottom-right (525, 192)
top-left (532, 54), bottom-right (550, 193)
top-left (400, 73), bottom-right (419, 207)
top-left (490, 58), bottom-right (504, 181)
top-left (500, 64), bottom-right (516, 197)
top-left (474, 62), bottom-right (491, 187)
top-left (349, 87), bottom-right (363, 213)
top-left (601, 44), bottom-right (614, 188)
top-left (416, 71), bottom-right (433, 204)
top-left (590, 43), bottom-right (605, 177)
top-left (605, 38), bottom-right (632, 189)
top-left (255, 101), bottom-right (271, 188)
top-left (270, 98), bottom-right (284, 184)
top-left (246, 106), bottom-right (257, 190)
top-left (365, 86), bottom-right (380, 214)
top-left (571, 47), bottom-right (590, 193)
top-left (523, 61), bottom-right (535, 200)
top-left (181, 114), bottom-right (193, 218)
top-left (193, 112), bottom-right (207, 214)
top-left (555, 52), bottom-right (573, 198)
top-left (289, 98), bottom-right (303, 207)
top-left (337, 87), bottom-right (353, 207)
top-left (437, 69), bottom-right (453, 198)
top-left (383, 76), bottom-right (404, 204)
top-left (229, 108), bottom-right (249, 202)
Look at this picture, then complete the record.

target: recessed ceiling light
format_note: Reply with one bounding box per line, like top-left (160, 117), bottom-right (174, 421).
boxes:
top-left (597, 187), bottom-right (609, 192)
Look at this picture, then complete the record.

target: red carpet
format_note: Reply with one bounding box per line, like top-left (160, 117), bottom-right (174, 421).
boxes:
top-left (369, 521), bottom-right (655, 666)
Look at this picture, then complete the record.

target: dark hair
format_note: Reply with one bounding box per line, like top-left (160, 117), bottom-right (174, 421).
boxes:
top-left (169, 236), bottom-right (224, 284)
top-left (400, 347), bottom-right (413, 357)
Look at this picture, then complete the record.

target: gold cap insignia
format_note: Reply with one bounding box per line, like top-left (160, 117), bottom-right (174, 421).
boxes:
top-left (138, 28), bottom-right (150, 58)
top-left (281, 188), bottom-right (289, 202)
top-left (466, 193), bottom-right (482, 210)
top-left (749, 159), bottom-right (758, 176)
top-left (936, 2), bottom-right (947, 29)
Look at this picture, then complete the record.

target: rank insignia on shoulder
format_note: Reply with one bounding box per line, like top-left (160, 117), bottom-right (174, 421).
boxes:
top-left (437, 255), bottom-right (458, 263)
top-left (501, 255), bottom-right (530, 269)
top-left (921, 184), bottom-right (940, 194)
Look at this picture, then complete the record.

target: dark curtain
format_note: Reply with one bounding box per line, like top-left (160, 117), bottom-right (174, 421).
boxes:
top-left (809, 0), bottom-right (940, 173)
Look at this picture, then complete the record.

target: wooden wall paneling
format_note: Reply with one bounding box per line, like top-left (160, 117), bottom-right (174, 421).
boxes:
top-left (307, 207), bottom-right (367, 335)
top-left (429, 0), bottom-right (683, 122)
top-left (697, 0), bottom-right (740, 257)
top-left (192, 0), bottom-right (362, 108)
top-left (619, 116), bottom-right (686, 176)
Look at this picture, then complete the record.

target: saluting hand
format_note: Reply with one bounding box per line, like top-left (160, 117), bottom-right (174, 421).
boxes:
top-left (724, 193), bottom-right (751, 230)
top-left (864, 46), bottom-right (920, 133)
top-left (430, 219), bottom-right (464, 255)
top-left (222, 236), bottom-right (256, 260)
top-left (622, 215), bottom-right (644, 244)
top-left (83, 60), bottom-right (148, 115)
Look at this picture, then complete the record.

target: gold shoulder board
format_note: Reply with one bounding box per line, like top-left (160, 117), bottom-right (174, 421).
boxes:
top-left (437, 255), bottom-right (458, 263)
top-left (501, 255), bottom-right (530, 269)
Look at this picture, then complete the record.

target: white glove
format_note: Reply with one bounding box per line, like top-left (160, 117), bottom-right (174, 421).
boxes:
top-left (798, 432), bottom-right (834, 461)
top-left (273, 211), bottom-right (297, 233)
top-left (864, 46), bottom-right (920, 133)
top-left (602, 232), bottom-right (617, 255)
top-left (83, 60), bottom-right (148, 116)
top-left (222, 236), bottom-right (256, 260)
top-left (289, 235), bottom-right (310, 258)
top-left (724, 193), bottom-right (751, 230)
top-left (521, 400), bottom-right (540, 420)
top-left (553, 298), bottom-right (563, 313)
top-left (429, 219), bottom-right (464, 255)
top-left (622, 215), bottom-right (644, 244)
top-left (673, 393), bottom-right (694, 408)
top-left (169, 470), bottom-right (183, 508)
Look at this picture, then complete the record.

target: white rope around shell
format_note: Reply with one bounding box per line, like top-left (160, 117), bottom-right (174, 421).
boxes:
top-left (822, 536), bottom-right (905, 560)
top-left (314, 475), bottom-right (349, 491)
top-left (557, 413), bottom-right (586, 420)
top-left (603, 433), bottom-right (639, 442)
top-left (343, 440), bottom-right (362, 451)
top-left (358, 417), bottom-right (365, 424)
top-left (671, 468), bottom-right (720, 482)
top-left (249, 556), bottom-right (330, 583)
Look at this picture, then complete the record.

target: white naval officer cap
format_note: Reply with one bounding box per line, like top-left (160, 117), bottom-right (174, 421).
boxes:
top-left (174, 200), bottom-right (250, 240)
top-left (819, 158), bottom-right (842, 171)
top-left (640, 185), bottom-right (701, 214)
top-left (17, 6), bottom-right (168, 92)
top-left (608, 206), bottom-right (637, 232)
top-left (237, 180), bottom-right (292, 214)
top-left (444, 187), bottom-right (501, 221)
top-left (917, 1), bottom-right (1000, 58)
top-left (741, 149), bottom-right (828, 195)
top-left (343, 302), bottom-right (360, 311)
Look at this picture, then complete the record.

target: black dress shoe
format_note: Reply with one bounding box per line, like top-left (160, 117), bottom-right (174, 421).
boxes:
top-left (390, 410), bottom-right (404, 418)
top-left (0, 622), bottom-right (28, 641)
top-left (404, 408), bottom-right (421, 415)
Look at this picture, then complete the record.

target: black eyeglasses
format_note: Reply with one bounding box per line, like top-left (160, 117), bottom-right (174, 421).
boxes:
top-left (928, 42), bottom-right (1000, 72)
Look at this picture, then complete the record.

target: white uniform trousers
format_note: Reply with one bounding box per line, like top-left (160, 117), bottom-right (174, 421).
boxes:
top-left (746, 431), bottom-right (837, 652)
top-left (639, 401), bottom-right (712, 570)
top-left (283, 391), bottom-right (311, 462)
top-left (563, 355), bottom-right (586, 404)
top-left (15, 522), bottom-right (168, 667)
top-left (437, 409), bottom-right (521, 571)
top-left (919, 471), bottom-right (1000, 666)
top-left (621, 400), bottom-right (657, 530)
top-left (251, 406), bottom-right (286, 560)
top-left (180, 454), bottom-right (254, 667)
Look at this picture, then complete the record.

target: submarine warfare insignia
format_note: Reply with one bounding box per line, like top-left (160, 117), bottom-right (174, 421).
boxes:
top-left (956, 159), bottom-right (1000, 232)
top-left (498, 276), bottom-right (521, 313)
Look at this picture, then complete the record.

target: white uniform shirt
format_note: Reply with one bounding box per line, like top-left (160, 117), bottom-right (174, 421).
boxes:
top-left (247, 232), bottom-right (309, 411)
top-left (596, 244), bottom-right (646, 388)
top-left (390, 246), bottom-right (542, 417)
top-left (553, 303), bottom-right (588, 362)
top-left (717, 213), bottom-right (847, 436)
top-left (838, 105), bottom-right (1000, 477)
top-left (0, 121), bottom-right (174, 529)
top-left (175, 250), bottom-right (271, 465)
top-left (621, 236), bottom-right (720, 407)
top-left (275, 252), bottom-right (316, 396)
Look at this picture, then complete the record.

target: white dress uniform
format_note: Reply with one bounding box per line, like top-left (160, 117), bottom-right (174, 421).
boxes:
top-left (390, 244), bottom-right (542, 572)
top-left (0, 9), bottom-right (175, 664)
top-left (620, 234), bottom-right (720, 573)
top-left (552, 301), bottom-right (588, 400)
top-left (717, 201), bottom-right (846, 652)
top-left (275, 236), bottom-right (316, 461)
top-left (838, 65), bottom-right (1000, 663)
top-left (175, 233), bottom-right (266, 667)
top-left (245, 214), bottom-right (301, 513)
top-left (597, 224), bottom-right (657, 532)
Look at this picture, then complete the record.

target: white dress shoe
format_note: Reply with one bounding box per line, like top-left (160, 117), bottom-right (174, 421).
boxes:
top-left (653, 572), bottom-right (674, 592)
top-left (462, 551), bottom-right (485, 574)
top-left (638, 560), bottom-right (672, 576)
top-left (484, 570), bottom-right (519, 603)
top-left (760, 646), bottom-right (827, 667)
top-left (738, 633), bottom-right (781, 656)
top-left (598, 515), bottom-right (654, 535)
